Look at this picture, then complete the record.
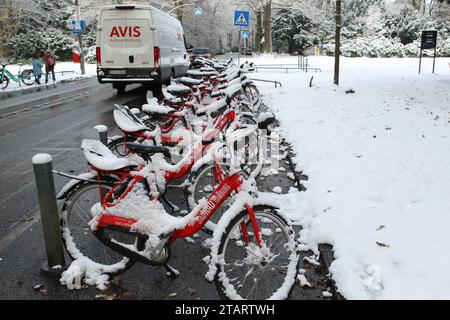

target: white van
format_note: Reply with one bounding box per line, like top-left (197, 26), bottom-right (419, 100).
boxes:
top-left (96, 4), bottom-right (190, 93)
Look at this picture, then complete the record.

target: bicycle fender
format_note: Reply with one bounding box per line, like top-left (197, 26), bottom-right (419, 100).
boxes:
top-left (56, 172), bottom-right (97, 200)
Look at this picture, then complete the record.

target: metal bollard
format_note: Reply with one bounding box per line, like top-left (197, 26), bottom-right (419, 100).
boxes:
top-left (32, 154), bottom-right (66, 277)
top-left (94, 125), bottom-right (108, 146)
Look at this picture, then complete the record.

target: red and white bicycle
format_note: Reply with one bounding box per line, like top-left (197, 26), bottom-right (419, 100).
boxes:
top-left (60, 134), bottom-right (299, 300)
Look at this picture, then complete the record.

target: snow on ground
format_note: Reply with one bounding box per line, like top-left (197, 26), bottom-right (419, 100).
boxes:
top-left (245, 55), bottom-right (450, 299)
top-left (0, 62), bottom-right (97, 92)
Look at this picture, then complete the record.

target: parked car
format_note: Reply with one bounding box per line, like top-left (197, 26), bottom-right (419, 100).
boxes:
top-left (231, 46), bottom-right (253, 56)
top-left (96, 4), bottom-right (190, 93)
top-left (189, 48), bottom-right (213, 66)
top-left (240, 47), bottom-right (253, 55)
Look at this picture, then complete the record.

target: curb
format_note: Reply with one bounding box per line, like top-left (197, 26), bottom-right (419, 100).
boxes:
top-left (0, 76), bottom-right (96, 102)
top-left (318, 244), bottom-right (345, 300)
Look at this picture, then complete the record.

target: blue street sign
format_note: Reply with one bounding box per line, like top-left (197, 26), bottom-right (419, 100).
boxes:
top-left (234, 11), bottom-right (250, 27)
top-left (194, 7), bottom-right (202, 16)
top-left (71, 19), bottom-right (85, 35)
top-left (241, 30), bottom-right (249, 39)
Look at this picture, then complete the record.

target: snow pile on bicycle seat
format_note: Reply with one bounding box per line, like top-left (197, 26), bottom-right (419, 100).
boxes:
top-left (81, 139), bottom-right (132, 171)
top-left (142, 98), bottom-right (176, 115)
top-left (178, 77), bottom-right (203, 85)
top-left (113, 106), bottom-right (147, 133)
top-left (167, 84), bottom-right (191, 94)
top-left (162, 86), bottom-right (181, 103)
top-left (196, 98), bottom-right (227, 115)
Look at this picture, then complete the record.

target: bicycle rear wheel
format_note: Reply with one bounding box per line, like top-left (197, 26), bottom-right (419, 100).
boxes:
top-left (60, 179), bottom-right (142, 275)
top-left (214, 205), bottom-right (299, 300)
top-left (1, 76), bottom-right (9, 89)
top-left (20, 70), bottom-right (35, 85)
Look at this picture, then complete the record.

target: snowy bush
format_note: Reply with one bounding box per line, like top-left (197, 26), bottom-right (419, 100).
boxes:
top-left (84, 46), bottom-right (97, 64)
top-left (6, 28), bottom-right (73, 61)
top-left (382, 7), bottom-right (426, 45)
top-left (404, 40), bottom-right (421, 57)
top-left (272, 8), bottom-right (316, 55)
top-left (438, 38), bottom-right (450, 57)
top-left (337, 36), bottom-right (405, 58)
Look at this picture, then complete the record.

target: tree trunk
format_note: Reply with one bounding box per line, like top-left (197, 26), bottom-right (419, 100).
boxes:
top-left (256, 10), bottom-right (263, 53)
top-left (334, 0), bottom-right (341, 85)
top-left (261, 1), bottom-right (272, 54)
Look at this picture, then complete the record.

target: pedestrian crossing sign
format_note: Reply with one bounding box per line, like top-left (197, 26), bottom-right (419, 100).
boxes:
top-left (241, 30), bottom-right (249, 39)
top-left (194, 7), bottom-right (202, 16)
top-left (234, 11), bottom-right (250, 27)
top-left (71, 19), bottom-right (85, 35)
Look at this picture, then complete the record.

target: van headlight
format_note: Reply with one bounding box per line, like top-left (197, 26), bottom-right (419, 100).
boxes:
top-left (98, 70), bottom-right (105, 76)
top-left (151, 71), bottom-right (159, 76)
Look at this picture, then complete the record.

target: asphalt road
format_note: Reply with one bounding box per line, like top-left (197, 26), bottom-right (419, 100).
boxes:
top-left (0, 78), bottom-right (333, 300)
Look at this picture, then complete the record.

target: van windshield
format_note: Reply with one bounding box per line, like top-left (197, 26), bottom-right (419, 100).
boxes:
top-left (192, 48), bottom-right (210, 54)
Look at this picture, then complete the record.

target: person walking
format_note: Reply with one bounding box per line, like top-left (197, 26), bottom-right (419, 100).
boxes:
top-left (31, 55), bottom-right (43, 85)
top-left (43, 50), bottom-right (56, 83)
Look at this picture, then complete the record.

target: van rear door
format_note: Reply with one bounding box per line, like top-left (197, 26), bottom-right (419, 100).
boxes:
top-left (100, 9), bottom-right (127, 68)
top-left (125, 9), bottom-right (154, 68)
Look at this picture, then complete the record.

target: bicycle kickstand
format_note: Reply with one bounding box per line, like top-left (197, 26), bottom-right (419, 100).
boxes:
top-left (164, 264), bottom-right (180, 278)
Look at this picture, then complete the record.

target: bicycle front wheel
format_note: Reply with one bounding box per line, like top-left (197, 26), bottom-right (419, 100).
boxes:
top-left (214, 205), bottom-right (299, 300)
top-left (186, 163), bottom-right (232, 234)
top-left (20, 70), bottom-right (35, 85)
top-left (245, 84), bottom-right (261, 111)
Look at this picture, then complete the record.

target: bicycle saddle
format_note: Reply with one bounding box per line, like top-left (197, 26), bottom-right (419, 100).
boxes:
top-left (167, 84), bottom-right (191, 96)
top-left (126, 143), bottom-right (171, 159)
top-left (142, 98), bottom-right (177, 117)
top-left (113, 105), bottom-right (148, 133)
top-left (186, 70), bottom-right (217, 78)
top-left (81, 139), bottom-right (133, 171)
top-left (258, 112), bottom-right (276, 130)
top-left (176, 77), bottom-right (203, 87)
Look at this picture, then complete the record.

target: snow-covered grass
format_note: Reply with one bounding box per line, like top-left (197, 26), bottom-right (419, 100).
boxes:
top-left (243, 55), bottom-right (450, 299)
top-left (0, 62), bottom-right (97, 92)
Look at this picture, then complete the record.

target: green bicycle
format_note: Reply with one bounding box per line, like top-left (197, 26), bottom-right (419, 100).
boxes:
top-left (0, 64), bottom-right (35, 89)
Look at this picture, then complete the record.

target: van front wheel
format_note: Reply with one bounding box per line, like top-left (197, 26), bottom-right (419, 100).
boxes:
top-left (113, 83), bottom-right (126, 94)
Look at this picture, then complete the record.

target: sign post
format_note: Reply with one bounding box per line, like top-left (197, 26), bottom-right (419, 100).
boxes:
top-left (419, 30), bottom-right (438, 74)
top-left (73, 0), bottom-right (85, 75)
top-left (234, 11), bottom-right (250, 66)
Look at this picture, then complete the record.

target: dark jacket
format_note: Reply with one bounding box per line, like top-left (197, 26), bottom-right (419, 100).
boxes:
top-left (43, 53), bottom-right (56, 70)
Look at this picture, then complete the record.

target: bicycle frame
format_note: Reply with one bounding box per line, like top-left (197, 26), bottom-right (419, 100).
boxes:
top-left (96, 168), bottom-right (263, 248)
top-left (117, 108), bottom-right (236, 181)
top-left (0, 67), bottom-right (25, 82)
